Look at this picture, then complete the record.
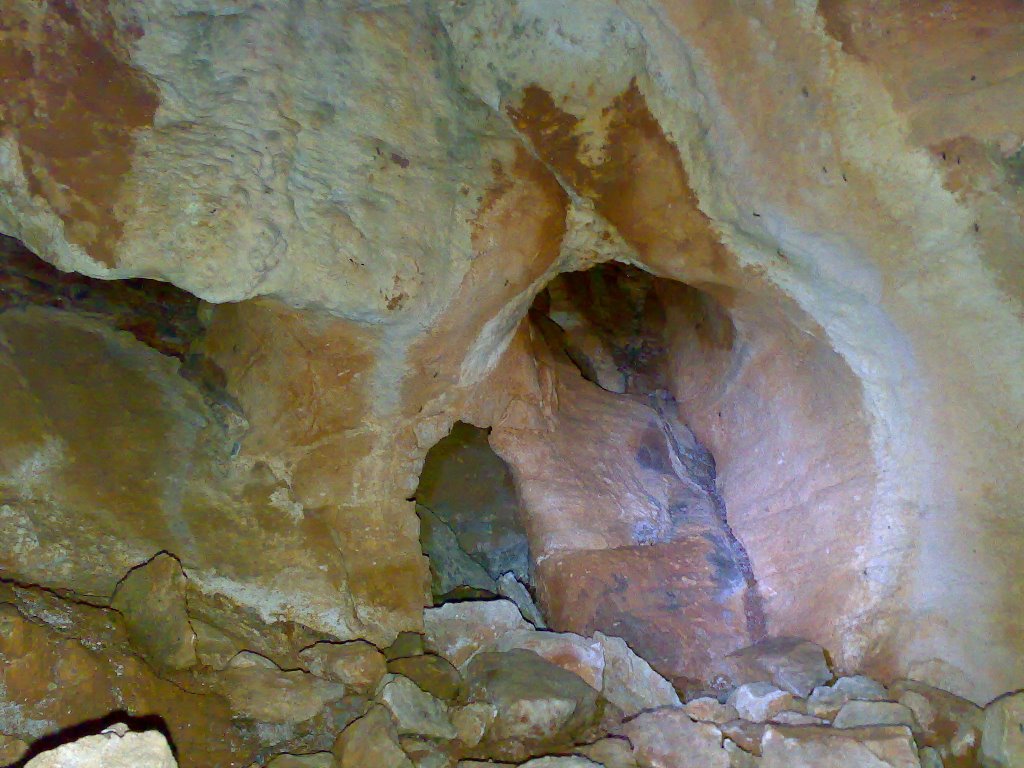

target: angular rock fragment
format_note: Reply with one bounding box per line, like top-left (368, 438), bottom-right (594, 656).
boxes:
top-left (219, 651), bottom-right (347, 723)
top-left (724, 738), bottom-right (761, 768)
top-left (300, 640), bottom-right (388, 692)
top-left (333, 705), bottom-right (412, 768)
top-left (451, 703), bottom-right (497, 748)
top-left (727, 682), bottom-right (797, 723)
top-left (833, 700), bottom-right (920, 736)
top-left (518, 759), bottom-right (603, 767)
top-left (807, 676), bottom-right (889, 719)
top-left (890, 679), bottom-right (983, 768)
top-left (111, 552), bottom-right (197, 672)
top-left (577, 735), bottom-right (639, 768)
top-left (192, 618), bottom-right (240, 670)
top-left (424, 601), bottom-right (531, 668)
top-left (981, 690), bottom-right (1024, 768)
top-left (25, 726), bottom-right (177, 768)
top-left (388, 654), bottom-right (462, 701)
top-left (620, 707), bottom-right (730, 768)
top-left (386, 632), bottom-right (427, 661)
top-left (487, 629), bottom-right (604, 691)
top-left (760, 724), bottom-right (921, 768)
top-left (461, 649), bottom-right (600, 761)
top-left (769, 710), bottom-right (827, 725)
top-left (419, 504), bottom-right (499, 598)
top-left (721, 720), bottom-right (768, 756)
top-left (379, 674), bottom-right (458, 741)
top-left (594, 632), bottom-right (681, 716)
top-left (721, 637), bottom-right (831, 697)
top-left (497, 572), bottom-right (547, 627)
top-left (684, 696), bottom-right (740, 724)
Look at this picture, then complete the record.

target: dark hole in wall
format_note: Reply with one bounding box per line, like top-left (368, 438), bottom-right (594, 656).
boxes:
top-left (414, 422), bottom-right (533, 605)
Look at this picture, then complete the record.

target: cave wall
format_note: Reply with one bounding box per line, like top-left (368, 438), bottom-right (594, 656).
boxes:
top-left (0, 0), bottom-right (1021, 704)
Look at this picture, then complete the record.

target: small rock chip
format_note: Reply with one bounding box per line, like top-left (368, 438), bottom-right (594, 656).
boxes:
top-left (333, 705), bottom-right (412, 768)
top-left (111, 552), bottom-right (197, 672)
top-left (981, 690), bottom-right (1024, 768)
top-left (593, 632), bottom-right (681, 716)
top-left (424, 601), bottom-right (531, 668)
top-left (621, 707), bottom-right (730, 768)
top-left (721, 637), bottom-right (831, 697)
top-left (379, 674), bottom-right (457, 741)
top-left (833, 701), bottom-right (920, 736)
top-left (25, 727), bottom-right (177, 768)
top-left (727, 683), bottom-right (797, 723)
top-left (496, 572), bottom-right (546, 627)
top-left (724, 738), bottom-right (760, 768)
top-left (807, 676), bottom-right (889, 719)
top-left (388, 654), bottom-right (461, 701)
top-left (685, 696), bottom-right (740, 724)
top-left (300, 640), bottom-right (388, 692)
top-left (761, 724), bottom-right (920, 768)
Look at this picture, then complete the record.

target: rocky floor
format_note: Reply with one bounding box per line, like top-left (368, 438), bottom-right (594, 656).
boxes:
top-left (3, 585), bottom-right (1022, 768)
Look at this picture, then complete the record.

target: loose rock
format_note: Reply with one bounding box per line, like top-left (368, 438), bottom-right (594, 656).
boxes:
top-left (594, 632), bottom-right (681, 716)
top-left (300, 640), bottom-right (388, 692)
top-left (451, 703), bottom-right (497, 748)
top-left (721, 638), bottom-right (831, 697)
top-left (684, 697), bottom-right (740, 724)
top-left (727, 683), bottom-right (797, 723)
top-left (25, 726), bottom-right (177, 768)
top-left (219, 651), bottom-right (347, 724)
top-left (388, 654), bottom-right (462, 701)
top-left (424, 601), bottom-right (532, 668)
top-left (265, 753), bottom-right (337, 768)
top-left (808, 676), bottom-right (889, 719)
top-left (487, 629), bottom-right (604, 691)
top-left (981, 690), bottom-right (1024, 768)
top-left (832, 700), bottom-right (920, 736)
top-left (577, 736), bottom-right (639, 768)
top-left (620, 707), bottom-right (730, 768)
top-left (760, 724), bottom-right (920, 768)
top-left (890, 678), bottom-right (983, 767)
top-left (496, 572), bottom-right (547, 628)
top-left (333, 705), bottom-right (412, 768)
top-left (379, 674), bottom-right (458, 741)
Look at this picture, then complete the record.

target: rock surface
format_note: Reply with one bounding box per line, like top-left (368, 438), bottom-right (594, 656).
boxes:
top-left (424, 601), bottom-right (532, 669)
top-left (727, 683), bottom-right (797, 724)
top-left (300, 641), bottom-right (388, 693)
top-left (378, 674), bottom-right (458, 741)
top-left (721, 638), bottom-right (831, 697)
top-left (620, 707), bottom-right (730, 768)
top-left (332, 705), bottom-right (412, 768)
top-left (981, 691), bottom-right (1024, 768)
top-left (760, 725), bottom-right (921, 768)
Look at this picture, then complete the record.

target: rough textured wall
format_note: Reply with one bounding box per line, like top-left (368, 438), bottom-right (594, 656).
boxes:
top-left (0, 0), bottom-right (1021, 703)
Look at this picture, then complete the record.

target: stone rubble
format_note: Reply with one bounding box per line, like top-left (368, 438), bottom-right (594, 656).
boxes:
top-left (25, 726), bottom-right (178, 768)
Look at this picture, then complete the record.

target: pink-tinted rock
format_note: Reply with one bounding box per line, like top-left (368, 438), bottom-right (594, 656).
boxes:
top-left (620, 707), bottom-right (730, 768)
top-left (720, 637), bottom-right (831, 697)
top-left (594, 632), bottom-right (681, 716)
top-left (727, 683), bottom-right (797, 723)
top-left (760, 725), bottom-right (920, 768)
top-left (684, 697), bottom-right (740, 725)
top-left (423, 601), bottom-right (531, 668)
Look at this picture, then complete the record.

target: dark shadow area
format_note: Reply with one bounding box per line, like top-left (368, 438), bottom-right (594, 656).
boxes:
top-left (11, 711), bottom-right (175, 767)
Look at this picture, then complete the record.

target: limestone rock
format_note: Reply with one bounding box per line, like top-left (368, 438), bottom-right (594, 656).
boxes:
top-left (220, 652), bottom-right (348, 724)
top-left (808, 676), bottom-right (890, 719)
top-left (620, 707), bottom-right (730, 768)
top-left (388, 655), bottom-right (462, 701)
top-left (721, 638), bottom-right (831, 698)
top-left (981, 691), bottom-right (1024, 768)
top-left (594, 632), bottom-right (681, 716)
top-left (685, 697), bottom-right (740, 724)
top-left (399, 737), bottom-right (456, 768)
top-left (111, 552), bottom-right (197, 672)
top-left (890, 679), bottom-right (983, 767)
top-left (727, 683), bottom-right (797, 723)
top-left (25, 727), bottom-right (177, 768)
top-left (496, 572), bottom-right (547, 628)
top-left (461, 649), bottom-right (600, 761)
top-left (577, 736), bottom-right (639, 768)
top-left (451, 703), bottom-right (497, 748)
top-left (386, 633), bottom-right (427, 661)
top-left (769, 711), bottom-right (827, 726)
top-left (265, 754), bottom-right (337, 768)
top-left (378, 674), bottom-right (458, 741)
top-left (760, 725), bottom-right (920, 768)
top-left (0, 734), bottom-right (28, 765)
top-left (333, 705), bottom-right (412, 768)
top-left (725, 738), bottom-right (761, 768)
top-left (423, 601), bottom-right (531, 668)
top-left (833, 701), bottom-right (920, 736)
top-left (300, 640), bottom-right (388, 693)
top-left (721, 720), bottom-right (767, 756)
top-left (487, 629), bottom-right (604, 691)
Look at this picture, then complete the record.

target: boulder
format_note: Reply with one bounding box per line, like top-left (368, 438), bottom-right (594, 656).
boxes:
top-left (25, 726), bottom-right (177, 768)
top-left (620, 707), bottom-right (730, 768)
top-left (461, 649), bottom-right (600, 761)
top-left (727, 683), bottom-right (797, 723)
top-left (721, 638), bottom-right (831, 697)
top-left (388, 655), bottom-right (462, 701)
top-left (684, 697), bottom-right (740, 725)
top-left (833, 701), bottom-right (920, 736)
top-left (890, 679), bottom-right (983, 768)
top-left (333, 705), bottom-right (412, 768)
top-left (424, 601), bottom-right (532, 668)
top-left (378, 674), bottom-right (458, 741)
top-left (760, 725), bottom-right (921, 768)
top-left (111, 552), bottom-right (197, 672)
top-left (593, 632), bottom-right (681, 716)
top-left (300, 640), bottom-right (388, 692)
top-left (487, 629), bottom-right (604, 691)
top-left (981, 691), bottom-right (1024, 768)
top-left (219, 651), bottom-right (347, 724)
